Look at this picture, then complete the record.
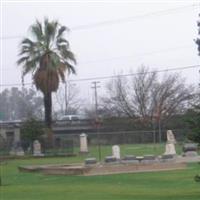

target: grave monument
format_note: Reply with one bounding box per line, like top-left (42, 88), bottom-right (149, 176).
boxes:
top-left (164, 130), bottom-right (176, 155)
top-left (33, 140), bottom-right (43, 156)
top-left (112, 145), bottom-right (120, 159)
top-left (80, 133), bottom-right (88, 153)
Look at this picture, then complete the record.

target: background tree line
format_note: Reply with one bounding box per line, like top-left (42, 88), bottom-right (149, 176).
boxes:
top-left (0, 66), bottom-right (198, 130)
top-left (0, 87), bottom-right (43, 121)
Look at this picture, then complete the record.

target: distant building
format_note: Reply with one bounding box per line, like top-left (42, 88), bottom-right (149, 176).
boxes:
top-left (0, 122), bottom-right (21, 146)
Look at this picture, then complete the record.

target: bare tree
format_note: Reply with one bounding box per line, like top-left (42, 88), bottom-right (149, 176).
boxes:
top-left (101, 76), bottom-right (134, 118)
top-left (102, 66), bottom-right (194, 127)
top-left (131, 66), bottom-right (157, 121)
top-left (54, 82), bottom-right (82, 117)
top-left (101, 67), bottom-right (157, 119)
top-left (152, 73), bottom-right (193, 123)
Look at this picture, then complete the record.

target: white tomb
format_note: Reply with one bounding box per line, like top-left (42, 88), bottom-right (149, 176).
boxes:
top-left (80, 133), bottom-right (88, 153)
top-left (164, 130), bottom-right (176, 155)
top-left (33, 140), bottom-right (43, 156)
top-left (112, 145), bottom-right (120, 159)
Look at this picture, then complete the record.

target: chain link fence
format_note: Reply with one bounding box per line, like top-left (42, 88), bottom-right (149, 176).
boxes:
top-left (0, 129), bottom-right (190, 159)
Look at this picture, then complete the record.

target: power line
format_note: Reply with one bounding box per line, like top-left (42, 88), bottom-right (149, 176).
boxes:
top-left (0, 44), bottom-right (194, 71)
top-left (71, 4), bottom-right (199, 31)
top-left (0, 3), bottom-right (199, 40)
top-left (0, 82), bottom-right (32, 87)
top-left (1, 64), bottom-right (199, 87)
top-left (69, 64), bottom-right (200, 82)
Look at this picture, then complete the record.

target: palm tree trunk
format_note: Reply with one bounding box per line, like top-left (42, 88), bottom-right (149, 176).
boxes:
top-left (44, 92), bottom-right (52, 128)
top-left (44, 92), bottom-right (54, 147)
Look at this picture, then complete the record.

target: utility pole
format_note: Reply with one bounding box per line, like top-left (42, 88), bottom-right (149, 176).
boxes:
top-left (64, 82), bottom-right (68, 115)
top-left (91, 81), bottom-right (100, 117)
top-left (158, 117), bottom-right (161, 143)
top-left (91, 81), bottom-right (101, 162)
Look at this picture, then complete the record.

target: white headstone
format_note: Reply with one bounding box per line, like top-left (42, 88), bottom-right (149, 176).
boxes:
top-left (167, 130), bottom-right (176, 143)
top-left (164, 143), bottom-right (176, 155)
top-left (164, 130), bottom-right (176, 155)
top-left (33, 140), bottom-right (43, 156)
top-left (112, 145), bottom-right (120, 159)
top-left (80, 133), bottom-right (88, 153)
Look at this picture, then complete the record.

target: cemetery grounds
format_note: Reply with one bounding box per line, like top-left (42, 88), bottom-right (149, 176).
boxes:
top-left (0, 143), bottom-right (200, 200)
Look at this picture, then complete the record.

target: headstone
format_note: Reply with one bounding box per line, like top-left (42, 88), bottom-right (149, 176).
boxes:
top-left (164, 130), bottom-right (176, 155)
top-left (167, 130), bottom-right (176, 143)
top-left (160, 154), bottom-right (175, 162)
top-left (161, 154), bottom-right (174, 159)
top-left (33, 140), bottom-right (43, 156)
top-left (143, 155), bottom-right (156, 160)
top-left (136, 156), bottom-right (144, 162)
top-left (112, 145), bottom-right (120, 159)
top-left (85, 158), bottom-right (97, 165)
top-left (80, 133), bottom-right (88, 153)
top-left (141, 155), bottom-right (157, 164)
top-left (182, 143), bottom-right (198, 157)
top-left (122, 155), bottom-right (139, 164)
top-left (105, 156), bottom-right (117, 163)
top-left (183, 151), bottom-right (198, 157)
top-left (123, 155), bottom-right (137, 161)
top-left (183, 143), bottom-right (198, 152)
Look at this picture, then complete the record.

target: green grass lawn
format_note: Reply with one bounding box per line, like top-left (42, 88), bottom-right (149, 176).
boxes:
top-left (1, 144), bottom-right (200, 200)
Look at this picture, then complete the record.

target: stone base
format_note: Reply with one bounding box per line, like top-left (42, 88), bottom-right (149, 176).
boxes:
top-left (183, 151), bottom-right (198, 157)
top-left (160, 154), bottom-right (176, 162)
top-left (164, 143), bottom-right (176, 155)
top-left (105, 156), bottom-right (117, 163)
top-left (85, 158), bottom-right (97, 165)
top-left (121, 155), bottom-right (139, 164)
top-left (123, 155), bottom-right (136, 160)
top-left (183, 143), bottom-right (198, 152)
top-left (162, 154), bottom-right (176, 159)
top-left (141, 155), bottom-right (157, 164)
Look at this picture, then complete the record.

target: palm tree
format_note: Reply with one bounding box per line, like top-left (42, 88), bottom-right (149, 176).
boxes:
top-left (17, 18), bottom-right (76, 129)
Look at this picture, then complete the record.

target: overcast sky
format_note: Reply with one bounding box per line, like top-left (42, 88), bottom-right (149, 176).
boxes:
top-left (1, 1), bottom-right (200, 103)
